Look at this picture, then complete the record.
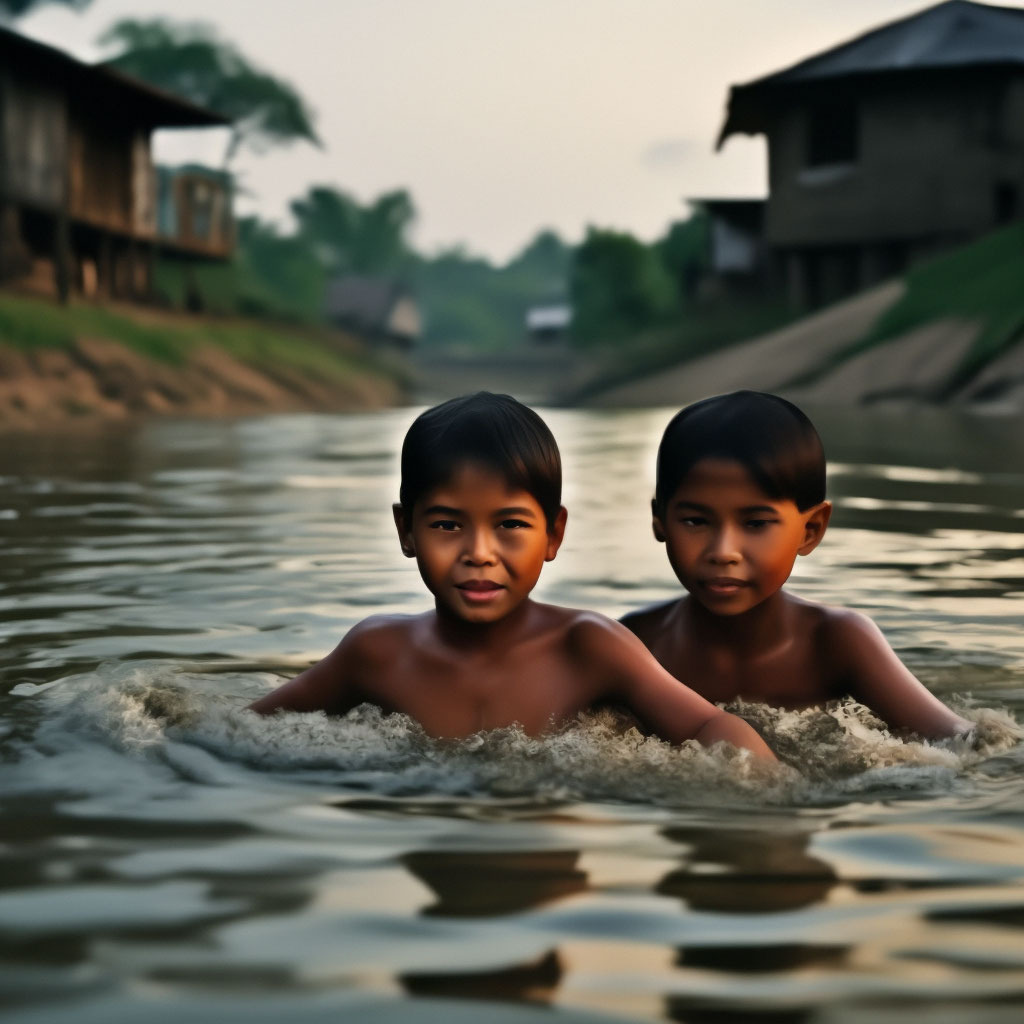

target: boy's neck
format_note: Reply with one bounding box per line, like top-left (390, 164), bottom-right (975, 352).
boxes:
top-left (683, 590), bottom-right (795, 653)
top-left (432, 598), bottom-right (539, 653)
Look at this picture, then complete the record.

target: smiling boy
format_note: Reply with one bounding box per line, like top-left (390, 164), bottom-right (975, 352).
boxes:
top-left (250, 393), bottom-right (776, 760)
top-left (622, 391), bottom-right (973, 739)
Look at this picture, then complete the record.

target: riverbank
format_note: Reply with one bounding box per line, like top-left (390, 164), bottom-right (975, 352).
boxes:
top-left (583, 224), bottom-right (1024, 413)
top-left (0, 292), bottom-right (408, 428)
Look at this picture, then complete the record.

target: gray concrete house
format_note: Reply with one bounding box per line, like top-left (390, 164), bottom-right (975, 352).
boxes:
top-left (717, 0), bottom-right (1024, 306)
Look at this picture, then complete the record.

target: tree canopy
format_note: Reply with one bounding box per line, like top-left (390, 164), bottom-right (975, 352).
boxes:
top-left (291, 186), bottom-right (416, 277)
top-left (98, 18), bottom-right (320, 164)
top-left (570, 227), bottom-right (678, 344)
top-left (0, 0), bottom-right (89, 17)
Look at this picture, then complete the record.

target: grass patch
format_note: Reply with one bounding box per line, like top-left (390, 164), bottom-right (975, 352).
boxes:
top-left (0, 293), bottom-right (189, 364)
top-left (0, 291), bottom-right (402, 387)
top-left (789, 224), bottom-right (1024, 394)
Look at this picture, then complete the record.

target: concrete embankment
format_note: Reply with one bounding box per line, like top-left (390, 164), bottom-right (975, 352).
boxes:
top-left (585, 279), bottom-right (1024, 413)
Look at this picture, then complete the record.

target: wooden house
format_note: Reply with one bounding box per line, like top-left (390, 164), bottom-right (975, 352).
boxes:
top-left (0, 25), bottom-right (232, 302)
top-left (325, 276), bottom-right (421, 348)
top-left (716, 0), bottom-right (1024, 306)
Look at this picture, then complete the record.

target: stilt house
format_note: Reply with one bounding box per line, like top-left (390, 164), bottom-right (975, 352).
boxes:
top-left (0, 26), bottom-right (232, 302)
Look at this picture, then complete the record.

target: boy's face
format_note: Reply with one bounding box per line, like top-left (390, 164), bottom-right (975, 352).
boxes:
top-left (653, 458), bottom-right (830, 617)
top-left (394, 461), bottom-right (566, 625)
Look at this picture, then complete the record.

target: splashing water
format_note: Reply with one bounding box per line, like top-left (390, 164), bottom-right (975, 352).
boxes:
top-left (11, 664), bottom-right (1019, 814)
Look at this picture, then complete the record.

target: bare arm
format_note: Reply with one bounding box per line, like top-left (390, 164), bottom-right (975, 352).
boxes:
top-left (248, 625), bottom-right (371, 716)
top-left (575, 616), bottom-right (777, 762)
top-left (829, 610), bottom-right (973, 739)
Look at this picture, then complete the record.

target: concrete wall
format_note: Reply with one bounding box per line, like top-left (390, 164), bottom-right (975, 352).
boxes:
top-left (764, 72), bottom-right (1024, 250)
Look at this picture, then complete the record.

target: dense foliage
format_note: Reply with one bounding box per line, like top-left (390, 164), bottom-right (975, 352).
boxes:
top-left (98, 18), bottom-right (320, 164)
top-left (0, 0), bottom-right (89, 17)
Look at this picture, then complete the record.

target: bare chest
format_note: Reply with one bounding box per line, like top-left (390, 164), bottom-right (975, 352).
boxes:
top-left (652, 632), bottom-right (839, 709)
top-left (364, 648), bottom-right (594, 739)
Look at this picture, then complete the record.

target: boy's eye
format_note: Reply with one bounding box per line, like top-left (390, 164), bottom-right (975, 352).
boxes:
top-left (745, 518), bottom-right (776, 530)
top-left (499, 518), bottom-right (531, 530)
top-left (679, 516), bottom-right (707, 527)
top-left (429, 519), bottom-right (460, 531)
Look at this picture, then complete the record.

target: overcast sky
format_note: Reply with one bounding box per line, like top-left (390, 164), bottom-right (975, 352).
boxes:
top-left (17, 0), bottom-right (1024, 262)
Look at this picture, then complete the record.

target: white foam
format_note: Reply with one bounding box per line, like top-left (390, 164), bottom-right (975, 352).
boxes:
top-left (14, 664), bottom-right (1022, 812)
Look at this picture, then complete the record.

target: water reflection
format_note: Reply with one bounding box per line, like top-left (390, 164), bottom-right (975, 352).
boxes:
top-left (656, 827), bottom-right (836, 915)
top-left (404, 850), bottom-right (588, 918)
top-left (398, 849), bottom-right (586, 1004)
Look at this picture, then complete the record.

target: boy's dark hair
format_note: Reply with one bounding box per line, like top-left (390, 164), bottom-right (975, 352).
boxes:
top-left (399, 392), bottom-right (562, 527)
top-left (654, 390), bottom-right (826, 513)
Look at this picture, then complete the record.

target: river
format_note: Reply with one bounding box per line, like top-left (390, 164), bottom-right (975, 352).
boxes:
top-left (1, 403), bottom-right (1023, 1022)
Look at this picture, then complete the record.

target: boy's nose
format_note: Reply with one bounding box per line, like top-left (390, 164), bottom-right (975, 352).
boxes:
top-left (462, 528), bottom-right (497, 565)
top-left (707, 526), bottom-right (741, 564)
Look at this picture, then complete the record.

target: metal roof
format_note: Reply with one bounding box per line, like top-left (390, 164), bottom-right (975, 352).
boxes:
top-left (0, 24), bottom-right (229, 128)
top-left (718, 1), bottom-right (1024, 145)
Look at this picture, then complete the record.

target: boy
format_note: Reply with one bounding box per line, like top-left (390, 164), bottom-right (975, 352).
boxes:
top-left (250, 392), bottom-right (776, 761)
top-left (621, 390), bottom-right (973, 739)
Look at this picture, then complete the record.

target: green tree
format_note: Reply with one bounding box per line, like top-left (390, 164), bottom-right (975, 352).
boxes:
top-left (98, 19), bottom-right (320, 165)
top-left (570, 227), bottom-right (677, 345)
top-left (0, 0), bottom-right (89, 17)
top-left (657, 211), bottom-right (710, 301)
top-left (506, 229), bottom-right (571, 290)
top-left (290, 186), bottom-right (415, 277)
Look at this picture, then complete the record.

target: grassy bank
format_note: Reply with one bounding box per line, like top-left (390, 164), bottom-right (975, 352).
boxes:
top-left (0, 291), bottom-right (410, 425)
top-left (791, 223), bottom-right (1024, 395)
top-left (0, 291), bottom-right (407, 390)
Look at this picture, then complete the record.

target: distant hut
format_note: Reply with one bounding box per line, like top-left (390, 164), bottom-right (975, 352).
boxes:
top-left (325, 276), bottom-right (421, 348)
top-left (525, 302), bottom-right (572, 343)
top-left (716, 0), bottom-right (1024, 306)
top-left (0, 25), bottom-right (232, 303)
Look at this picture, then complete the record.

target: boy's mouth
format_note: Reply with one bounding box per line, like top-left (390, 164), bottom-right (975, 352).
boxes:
top-left (701, 577), bottom-right (749, 595)
top-left (456, 580), bottom-right (505, 603)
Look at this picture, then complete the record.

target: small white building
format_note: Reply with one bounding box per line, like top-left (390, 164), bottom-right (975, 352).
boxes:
top-left (525, 302), bottom-right (572, 343)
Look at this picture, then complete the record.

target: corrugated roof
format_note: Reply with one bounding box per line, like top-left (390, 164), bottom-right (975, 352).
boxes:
top-left (718, 1), bottom-right (1024, 145)
top-left (0, 25), bottom-right (229, 128)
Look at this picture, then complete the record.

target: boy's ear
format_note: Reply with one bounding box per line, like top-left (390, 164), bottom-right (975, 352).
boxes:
top-left (544, 506), bottom-right (568, 561)
top-left (798, 500), bottom-right (832, 556)
top-left (393, 503), bottom-right (416, 558)
top-left (651, 499), bottom-right (666, 543)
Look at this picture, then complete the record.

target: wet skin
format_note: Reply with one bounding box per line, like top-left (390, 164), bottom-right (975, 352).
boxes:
top-left (250, 462), bottom-right (776, 761)
top-left (621, 458), bottom-right (973, 739)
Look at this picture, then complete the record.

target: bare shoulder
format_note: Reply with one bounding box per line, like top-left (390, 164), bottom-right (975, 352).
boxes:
top-left (340, 611), bottom-right (429, 662)
top-left (619, 598), bottom-right (680, 643)
top-left (807, 602), bottom-right (886, 649)
top-left (557, 607), bottom-right (654, 664)
top-left (249, 611), bottom-right (427, 716)
top-left (521, 603), bottom-right (637, 656)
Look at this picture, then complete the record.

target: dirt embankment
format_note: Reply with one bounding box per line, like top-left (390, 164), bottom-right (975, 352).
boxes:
top-left (0, 335), bottom-right (405, 429)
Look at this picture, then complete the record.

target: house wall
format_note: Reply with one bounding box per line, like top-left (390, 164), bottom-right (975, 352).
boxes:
top-left (387, 295), bottom-right (422, 342)
top-left (0, 68), bottom-right (67, 209)
top-left (68, 103), bottom-right (135, 234)
top-left (764, 71), bottom-right (1024, 250)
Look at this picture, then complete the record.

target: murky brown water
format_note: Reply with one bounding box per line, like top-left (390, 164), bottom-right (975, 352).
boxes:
top-left (1, 404), bottom-right (1023, 1023)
